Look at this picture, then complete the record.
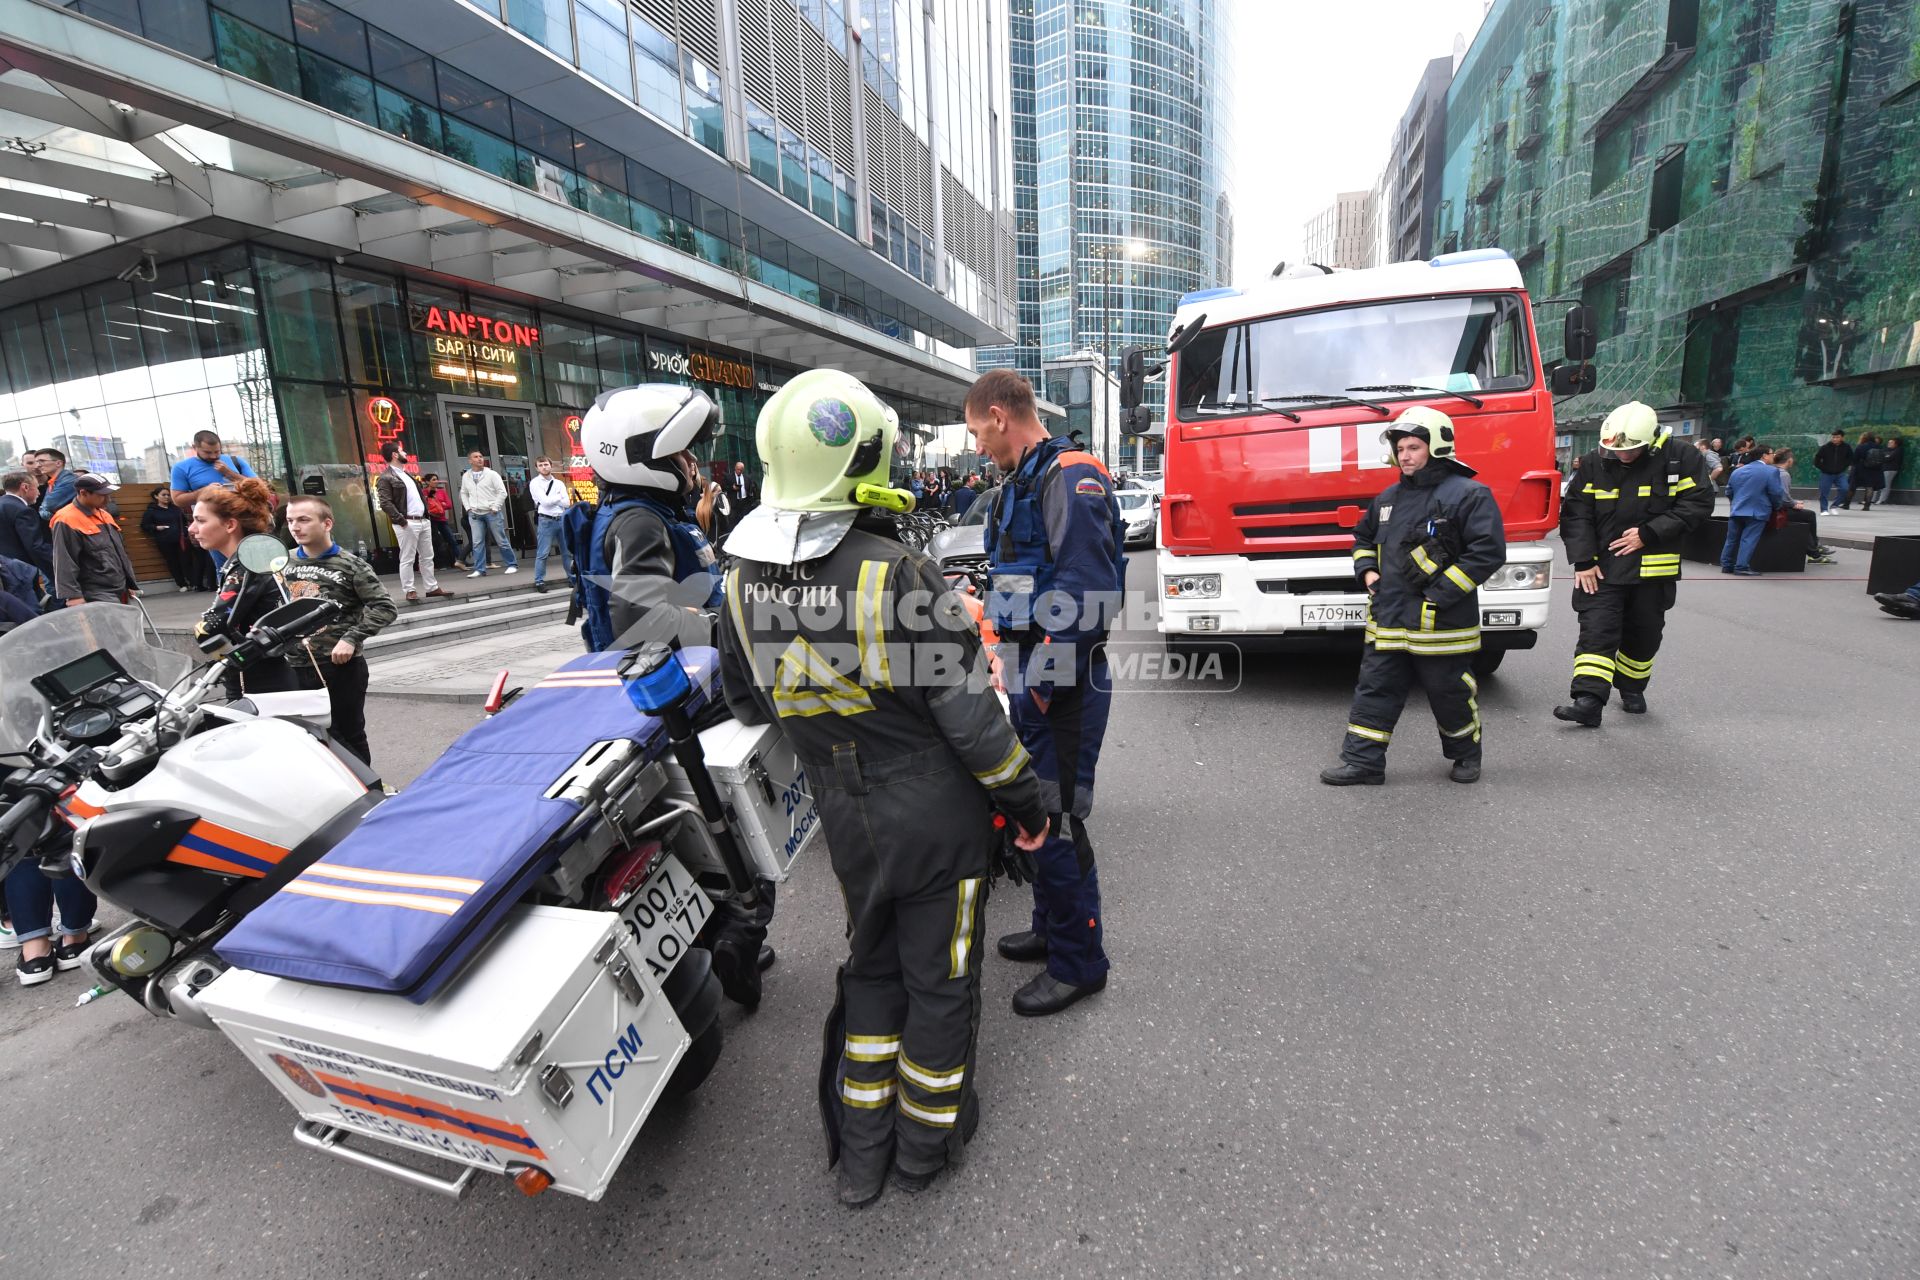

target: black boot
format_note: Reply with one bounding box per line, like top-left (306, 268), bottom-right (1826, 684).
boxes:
top-left (709, 881), bottom-right (776, 1009)
top-left (1552, 695), bottom-right (1604, 727)
top-left (1618, 690), bottom-right (1647, 714)
top-left (996, 930), bottom-right (1047, 962)
top-left (1449, 757), bottom-right (1481, 784)
top-left (1012, 971), bottom-right (1106, 1016)
top-left (1319, 762), bottom-right (1385, 786)
top-left (837, 1141), bottom-right (892, 1208)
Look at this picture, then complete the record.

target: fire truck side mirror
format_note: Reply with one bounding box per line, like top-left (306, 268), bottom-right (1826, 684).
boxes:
top-left (1550, 363), bottom-right (1598, 396)
top-left (1119, 346), bottom-right (1147, 411)
top-left (1563, 304), bottom-right (1598, 362)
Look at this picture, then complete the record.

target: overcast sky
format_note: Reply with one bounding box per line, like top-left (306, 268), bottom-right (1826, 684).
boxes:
top-left (1230, 0), bottom-right (1492, 285)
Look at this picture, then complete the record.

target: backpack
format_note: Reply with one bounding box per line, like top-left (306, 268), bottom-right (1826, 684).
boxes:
top-left (562, 492), bottom-right (724, 651)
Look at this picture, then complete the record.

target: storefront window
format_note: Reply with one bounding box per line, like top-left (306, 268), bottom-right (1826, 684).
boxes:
top-left (335, 268), bottom-right (415, 388)
top-left (254, 249), bottom-right (345, 384)
top-left (542, 317), bottom-right (607, 407)
top-left (280, 382), bottom-right (374, 551)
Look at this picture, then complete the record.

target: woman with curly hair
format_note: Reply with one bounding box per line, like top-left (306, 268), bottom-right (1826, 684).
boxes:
top-left (189, 477), bottom-right (321, 697)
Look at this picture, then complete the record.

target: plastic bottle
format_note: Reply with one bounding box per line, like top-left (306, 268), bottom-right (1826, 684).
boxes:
top-left (355, 538), bottom-right (369, 560)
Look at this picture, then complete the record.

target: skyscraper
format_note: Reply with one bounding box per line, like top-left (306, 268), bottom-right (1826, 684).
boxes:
top-left (980, 0), bottom-right (1236, 402)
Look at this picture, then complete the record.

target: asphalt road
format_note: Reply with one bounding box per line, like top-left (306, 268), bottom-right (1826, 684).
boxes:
top-left (2, 552), bottom-right (1915, 1279)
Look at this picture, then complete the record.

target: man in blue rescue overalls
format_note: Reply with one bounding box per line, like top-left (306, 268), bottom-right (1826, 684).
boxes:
top-left (966, 369), bottom-right (1126, 1017)
top-left (568, 383), bottom-right (771, 1007)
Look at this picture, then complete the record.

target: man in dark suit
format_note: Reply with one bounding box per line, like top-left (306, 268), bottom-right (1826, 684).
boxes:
top-left (729, 461), bottom-right (759, 522)
top-left (0, 469), bottom-right (54, 584)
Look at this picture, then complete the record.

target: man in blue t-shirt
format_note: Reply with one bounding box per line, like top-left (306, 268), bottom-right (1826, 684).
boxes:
top-left (170, 430), bottom-right (258, 573)
top-left (169, 430), bottom-right (257, 502)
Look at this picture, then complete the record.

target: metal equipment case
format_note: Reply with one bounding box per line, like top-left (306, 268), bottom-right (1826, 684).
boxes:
top-left (666, 718), bottom-right (820, 884)
top-left (201, 905), bottom-right (688, 1201)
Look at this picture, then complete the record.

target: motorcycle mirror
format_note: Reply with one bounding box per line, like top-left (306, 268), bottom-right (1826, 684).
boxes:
top-left (236, 534), bottom-right (290, 575)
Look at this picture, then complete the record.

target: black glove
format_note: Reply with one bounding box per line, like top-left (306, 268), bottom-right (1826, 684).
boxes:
top-left (990, 813), bottom-right (1038, 887)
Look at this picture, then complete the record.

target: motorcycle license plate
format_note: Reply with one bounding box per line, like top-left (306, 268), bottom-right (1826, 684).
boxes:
top-left (1301, 604), bottom-right (1366, 627)
top-left (623, 855), bottom-right (711, 979)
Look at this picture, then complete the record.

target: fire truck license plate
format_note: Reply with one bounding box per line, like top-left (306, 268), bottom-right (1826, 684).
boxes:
top-left (1483, 610), bottom-right (1521, 627)
top-left (1301, 604), bottom-right (1367, 626)
top-left (625, 855), bottom-right (711, 978)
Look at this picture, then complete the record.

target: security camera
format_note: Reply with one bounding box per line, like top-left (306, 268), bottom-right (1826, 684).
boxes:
top-left (115, 253), bottom-right (157, 284)
top-left (334, 255), bottom-right (347, 265)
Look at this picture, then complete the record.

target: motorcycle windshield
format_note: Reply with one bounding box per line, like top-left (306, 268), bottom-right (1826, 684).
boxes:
top-left (0, 604), bottom-right (191, 755)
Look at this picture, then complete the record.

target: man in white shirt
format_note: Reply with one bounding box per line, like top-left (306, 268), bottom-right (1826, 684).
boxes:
top-left (528, 455), bottom-right (574, 593)
top-left (375, 441), bottom-right (450, 603)
top-left (459, 450), bottom-right (518, 578)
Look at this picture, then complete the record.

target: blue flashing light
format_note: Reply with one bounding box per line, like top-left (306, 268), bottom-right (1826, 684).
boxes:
top-left (1177, 286), bottom-right (1242, 307)
top-left (621, 642), bottom-right (693, 714)
top-left (1429, 248), bottom-right (1514, 268)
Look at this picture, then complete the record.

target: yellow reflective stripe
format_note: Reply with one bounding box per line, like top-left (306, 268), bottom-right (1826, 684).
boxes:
top-left (948, 877), bottom-right (982, 979)
top-left (1640, 564), bottom-right (1679, 577)
top-left (1582, 486), bottom-right (1620, 499)
top-left (1641, 553), bottom-right (1681, 563)
top-left (1352, 547), bottom-right (1377, 561)
top-left (1407, 639), bottom-right (1482, 655)
top-left (1346, 723), bottom-right (1392, 743)
top-left (854, 560), bottom-right (893, 689)
top-left (1412, 625), bottom-right (1481, 640)
top-left (898, 1054), bottom-right (966, 1093)
top-left (1410, 546), bottom-right (1439, 575)
top-left (1444, 669), bottom-right (1483, 741)
top-left (1574, 653), bottom-right (1617, 672)
top-left (841, 1078), bottom-right (897, 1108)
top-left (974, 740), bottom-right (1031, 788)
top-left (845, 1034), bottom-right (901, 1062)
top-left (1443, 565), bottom-right (1476, 593)
top-left (771, 636), bottom-right (875, 718)
top-left (899, 1096), bottom-right (960, 1127)
top-left (1614, 652), bottom-right (1655, 677)
top-left (1419, 601), bottom-right (1436, 630)
top-left (1636, 485), bottom-right (1653, 496)
top-left (1672, 477), bottom-right (1697, 494)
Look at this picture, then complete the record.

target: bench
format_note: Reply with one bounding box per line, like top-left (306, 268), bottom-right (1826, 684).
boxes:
top-left (1681, 515), bottom-right (1805, 573)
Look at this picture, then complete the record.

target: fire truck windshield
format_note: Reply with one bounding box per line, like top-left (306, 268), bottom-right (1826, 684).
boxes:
top-left (1175, 293), bottom-right (1534, 423)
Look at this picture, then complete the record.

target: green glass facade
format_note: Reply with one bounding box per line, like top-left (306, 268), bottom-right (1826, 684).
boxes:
top-left (1435, 0), bottom-right (1919, 495)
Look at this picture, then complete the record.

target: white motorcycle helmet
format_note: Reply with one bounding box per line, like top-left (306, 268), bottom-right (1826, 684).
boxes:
top-left (579, 384), bottom-right (721, 492)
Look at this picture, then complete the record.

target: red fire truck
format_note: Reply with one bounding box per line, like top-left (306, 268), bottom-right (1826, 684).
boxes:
top-left (1121, 249), bottom-right (1594, 675)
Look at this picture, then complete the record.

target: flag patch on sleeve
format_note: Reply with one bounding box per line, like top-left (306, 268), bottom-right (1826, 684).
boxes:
top-left (1075, 478), bottom-right (1105, 495)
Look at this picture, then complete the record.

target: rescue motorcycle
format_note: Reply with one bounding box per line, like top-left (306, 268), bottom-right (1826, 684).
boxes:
top-left (0, 544), bottom-right (819, 1200)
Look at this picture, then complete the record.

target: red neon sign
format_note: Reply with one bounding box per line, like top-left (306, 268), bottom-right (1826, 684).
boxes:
top-left (415, 306), bottom-right (542, 348)
top-left (365, 396), bottom-right (417, 473)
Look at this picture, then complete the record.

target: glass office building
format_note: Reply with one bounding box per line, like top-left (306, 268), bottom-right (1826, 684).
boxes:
top-left (980, 0), bottom-right (1236, 463)
top-left (1435, 0), bottom-right (1919, 498)
top-left (3, 0), bottom-right (1017, 555)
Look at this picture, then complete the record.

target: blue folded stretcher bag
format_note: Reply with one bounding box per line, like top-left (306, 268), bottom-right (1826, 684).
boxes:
top-left (217, 648), bottom-right (718, 1002)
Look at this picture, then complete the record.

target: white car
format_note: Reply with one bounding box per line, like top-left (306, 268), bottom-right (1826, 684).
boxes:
top-left (1117, 488), bottom-right (1157, 546)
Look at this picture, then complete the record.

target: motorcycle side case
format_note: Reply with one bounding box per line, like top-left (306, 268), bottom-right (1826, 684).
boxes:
top-left (660, 718), bottom-right (820, 884)
top-left (200, 905), bottom-right (687, 1201)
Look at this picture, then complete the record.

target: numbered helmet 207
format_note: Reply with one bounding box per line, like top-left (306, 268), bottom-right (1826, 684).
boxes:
top-left (579, 385), bottom-right (720, 491)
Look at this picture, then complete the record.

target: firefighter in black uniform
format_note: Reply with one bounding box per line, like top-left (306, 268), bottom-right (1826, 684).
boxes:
top-left (1320, 407), bottom-right (1507, 786)
top-left (1553, 401), bottom-right (1713, 727)
top-left (719, 368), bottom-right (1049, 1208)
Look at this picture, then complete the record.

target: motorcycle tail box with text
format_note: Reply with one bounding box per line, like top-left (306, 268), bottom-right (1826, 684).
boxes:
top-left (205, 903), bottom-right (693, 1202)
